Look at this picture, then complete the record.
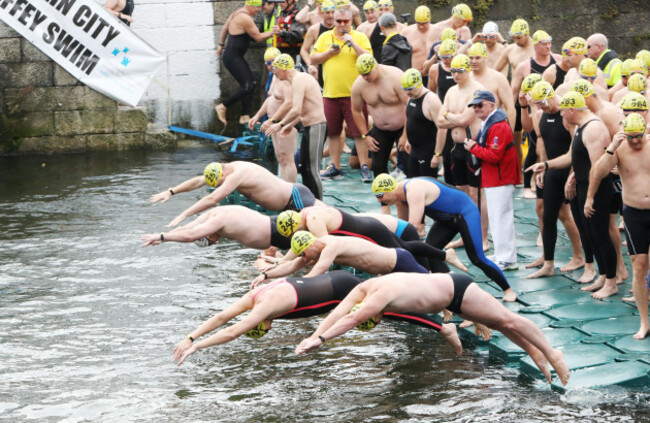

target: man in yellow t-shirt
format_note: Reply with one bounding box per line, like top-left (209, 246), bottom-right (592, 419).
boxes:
top-left (311, 6), bottom-right (372, 181)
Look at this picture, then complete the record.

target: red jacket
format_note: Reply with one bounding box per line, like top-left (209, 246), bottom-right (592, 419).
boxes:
top-left (469, 119), bottom-right (520, 187)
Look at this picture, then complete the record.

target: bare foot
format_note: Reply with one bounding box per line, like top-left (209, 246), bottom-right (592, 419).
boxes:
top-left (459, 320), bottom-right (474, 329)
top-left (482, 241), bottom-right (489, 252)
top-left (529, 349), bottom-right (551, 384)
top-left (616, 266), bottom-right (629, 284)
top-left (445, 248), bottom-right (468, 272)
top-left (343, 144), bottom-right (352, 154)
top-left (445, 238), bottom-right (464, 249)
top-left (239, 115), bottom-right (251, 124)
top-left (526, 263), bottom-right (555, 279)
top-left (591, 282), bottom-right (618, 299)
top-left (474, 323), bottom-right (492, 341)
top-left (581, 275), bottom-right (605, 292)
top-left (525, 256), bottom-right (545, 269)
top-left (622, 294), bottom-right (650, 303)
top-left (442, 309), bottom-right (453, 322)
top-left (560, 257), bottom-right (585, 272)
top-left (548, 349), bottom-right (570, 386)
top-left (577, 264), bottom-right (597, 283)
top-left (441, 323), bottom-right (462, 354)
top-left (215, 104), bottom-right (227, 125)
top-left (634, 325), bottom-right (650, 340)
top-left (502, 288), bottom-right (517, 302)
top-left (417, 225), bottom-right (426, 238)
top-left (523, 188), bottom-right (536, 199)
top-left (537, 232), bottom-right (543, 247)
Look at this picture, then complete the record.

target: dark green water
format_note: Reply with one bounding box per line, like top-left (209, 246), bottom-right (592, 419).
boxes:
top-left (1, 145), bottom-right (649, 422)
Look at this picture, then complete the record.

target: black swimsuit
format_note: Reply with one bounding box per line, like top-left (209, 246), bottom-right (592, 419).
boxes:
top-left (222, 26), bottom-right (255, 115)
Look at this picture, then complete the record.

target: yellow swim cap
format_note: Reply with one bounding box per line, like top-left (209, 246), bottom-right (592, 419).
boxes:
top-left (272, 53), bottom-right (294, 70)
top-left (628, 73), bottom-right (648, 94)
top-left (335, 0), bottom-right (350, 8)
top-left (636, 50), bottom-right (650, 69)
top-left (562, 37), bottom-right (587, 56)
top-left (264, 47), bottom-right (281, 62)
top-left (452, 3), bottom-right (472, 21)
top-left (630, 58), bottom-right (648, 76)
top-left (356, 54), bottom-right (377, 75)
top-left (450, 54), bottom-right (471, 71)
top-left (439, 39), bottom-right (457, 56)
top-left (521, 73), bottom-right (542, 94)
top-left (244, 321), bottom-right (268, 339)
top-left (245, 0), bottom-right (262, 6)
top-left (620, 92), bottom-right (649, 111)
top-left (372, 173), bottom-right (397, 194)
top-left (414, 5), bottom-right (430, 23)
top-left (579, 58), bottom-right (598, 78)
top-left (571, 79), bottom-right (595, 98)
top-left (401, 68), bottom-right (423, 90)
top-left (321, 0), bottom-right (336, 11)
top-left (377, 0), bottom-right (392, 8)
top-left (467, 42), bottom-right (487, 58)
top-left (291, 231), bottom-right (316, 256)
top-left (559, 91), bottom-right (586, 109)
top-left (532, 30), bottom-right (551, 45)
top-left (441, 27), bottom-right (457, 41)
top-left (509, 19), bottom-right (529, 36)
top-left (621, 59), bottom-right (634, 77)
top-left (622, 113), bottom-right (646, 134)
top-left (363, 0), bottom-right (377, 11)
top-left (204, 162), bottom-right (223, 187)
top-left (350, 302), bottom-right (378, 331)
top-left (277, 210), bottom-right (301, 237)
top-left (530, 81), bottom-right (555, 101)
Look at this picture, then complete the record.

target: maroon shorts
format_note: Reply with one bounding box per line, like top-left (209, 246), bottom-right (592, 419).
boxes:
top-left (323, 97), bottom-right (368, 138)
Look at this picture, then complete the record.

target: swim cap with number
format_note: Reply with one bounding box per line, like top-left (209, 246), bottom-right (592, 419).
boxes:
top-left (622, 113), bottom-right (646, 134)
top-left (509, 19), bottom-right (529, 36)
top-left (244, 321), bottom-right (268, 339)
top-left (439, 39), bottom-right (457, 56)
top-left (451, 3), bottom-right (472, 21)
top-left (321, 0), bottom-right (336, 11)
top-left (363, 0), bottom-right (377, 11)
top-left (559, 91), bottom-right (586, 109)
top-left (401, 68), bottom-right (423, 90)
top-left (264, 47), bottom-right (281, 62)
top-left (532, 30), bottom-right (551, 45)
top-left (414, 5), bottom-right (430, 23)
top-left (245, 0), bottom-right (262, 6)
top-left (636, 50), bottom-right (650, 70)
top-left (273, 54), bottom-right (294, 70)
top-left (628, 73), bottom-right (648, 94)
top-left (579, 58), bottom-right (598, 78)
top-left (441, 27), bottom-right (457, 41)
top-left (621, 59), bottom-right (634, 77)
top-left (562, 37), bottom-right (587, 56)
top-left (620, 92), bottom-right (649, 111)
top-left (356, 54), bottom-right (377, 75)
top-left (291, 231), bottom-right (316, 256)
top-left (571, 79), bottom-right (594, 98)
top-left (521, 73), bottom-right (542, 94)
top-left (372, 173), bottom-right (397, 194)
top-left (204, 162), bottom-right (223, 187)
top-left (350, 302), bottom-right (378, 331)
top-left (450, 54), bottom-right (471, 71)
top-left (467, 42), bottom-right (487, 58)
top-left (530, 81), bottom-right (555, 101)
top-left (629, 58), bottom-right (648, 76)
top-left (277, 210), bottom-right (301, 237)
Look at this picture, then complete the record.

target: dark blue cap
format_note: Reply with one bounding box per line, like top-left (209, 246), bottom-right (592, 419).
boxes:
top-left (467, 90), bottom-right (496, 107)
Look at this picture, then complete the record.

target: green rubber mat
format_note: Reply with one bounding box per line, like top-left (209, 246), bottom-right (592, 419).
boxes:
top-left (546, 302), bottom-right (636, 322)
top-left (488, 327), bottom-right (586, 361)
top-left (611, 335), bottom-right (650, 354)
top-left (579, 316), bottom-right (643, 336)
top-left (489, 275), bottom-right (573, 295)
top-left (551, 361), bottom-right (650, 393)
top-left (520, 343), bottom-right (621, 379)
top-left (518, 288), bottom-right (598, 307)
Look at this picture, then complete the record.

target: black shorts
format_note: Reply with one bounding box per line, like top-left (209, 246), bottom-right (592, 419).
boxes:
top-left (447, 273), bottom-right (473, 314)
top-left (269, 216), bottom-right (291, 249)
top-left (623, 205), bottom-right (650, 256)
top-left (450, 142), bottom-right (480, 188)
top-left (285, 183), bottom-right (316, 211)
top-left (393, 248), bottom-right (428, 273)
top-left (514, 99), bottom-right (523, 132)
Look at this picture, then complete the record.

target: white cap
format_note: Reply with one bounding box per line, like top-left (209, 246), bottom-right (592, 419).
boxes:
top-left (482, 21), bottom-right (498, 34)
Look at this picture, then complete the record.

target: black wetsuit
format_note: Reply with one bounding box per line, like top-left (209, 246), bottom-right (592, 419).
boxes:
top-left (118, 0), bottom-right (134, 26)
top-left (571, 119), bottom-right (617, 279)
top-left (406, 91), bottom-right (438, 178)
top-left (271, 271), bottom-right (445, 332)
top-left (222, 30), bottom-right (255, 116)
top-left (552, 64), bottom-right (569, 89)
top-left (436, 65), bottom-right (456, 185)
top-left (315, 23), bottom-right (331, 87)
top-left (538, 111), bottom-right (572, 261)
top-left (369, 23), bottom-right (385, 63)
top-left (530, 55), bottom-right (557, 74)
top-left (368, 126), bottom-right (404, 178)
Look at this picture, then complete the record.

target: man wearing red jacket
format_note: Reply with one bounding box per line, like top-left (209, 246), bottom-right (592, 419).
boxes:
top-left (463, 90), bottom-right (520, 270)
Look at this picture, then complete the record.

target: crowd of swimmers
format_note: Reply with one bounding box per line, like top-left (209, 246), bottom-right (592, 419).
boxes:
top-left (142, 1), bottom-right (650, 387)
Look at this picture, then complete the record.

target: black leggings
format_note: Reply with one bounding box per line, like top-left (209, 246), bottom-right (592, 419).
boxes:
top-left (541, 168), bottom-right (570, 260)
top-left (441, 131), bottom-right (455, 185)
top-left (523, 132), bottom-right (537, 189)
top-left (407, 155), bottom-right (438, 179)
top-left (369, 126), bottom-right (403, 177)
top-left (300, 123), bottom-right (327, 200)
top-left (222, 46), bottom-right (255, 115)
top-left (574, 181), bottom-right (617, 278)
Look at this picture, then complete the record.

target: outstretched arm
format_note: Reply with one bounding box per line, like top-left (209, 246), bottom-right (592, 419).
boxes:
top-left (150, 175), bottom-right (206, 204)
top-left (166, 176), bottom-right (242, 227)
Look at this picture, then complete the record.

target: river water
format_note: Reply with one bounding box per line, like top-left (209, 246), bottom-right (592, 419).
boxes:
top-left (1, 144), bottom-right (649, 422)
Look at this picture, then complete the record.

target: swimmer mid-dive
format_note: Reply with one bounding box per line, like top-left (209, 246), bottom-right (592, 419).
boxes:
top-left (295, 272), bottom-right (570, 386)
top-left (172, 270), bottom-right (468, 366)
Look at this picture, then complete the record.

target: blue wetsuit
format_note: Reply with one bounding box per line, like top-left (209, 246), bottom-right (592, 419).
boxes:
top-left (403, 177), bottom-right (511, 292)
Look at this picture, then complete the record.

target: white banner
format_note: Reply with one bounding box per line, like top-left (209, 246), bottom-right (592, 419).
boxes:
top-left (0, 0), bottom-right (165, 106)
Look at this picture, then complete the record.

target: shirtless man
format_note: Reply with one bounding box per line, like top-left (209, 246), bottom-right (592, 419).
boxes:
top-left (351, 54), bottom-right (409, 178)
top-left (554, 58), bottom-right (609, 98)
top-left (295, 0), bottom-right (324, 26)
top-left (427, 3), bottom-right (472, 46)
top-left (467, 42), bottom-right (515, 128)
top-left (295, 272), bottom-right (570, 386)
top-left (585, 113), bottom-right (650, 339)
top-left (459, 21), bottom-right (506, 77)
top-left (265, 54), bottom-right (328, 200)
top-left (400, 6), bottom-right (434, 84)
top-left (612, 70), bottom-right (650, 106)
top-left (300, 0), bottom-right (335, 81)
top-left (494, 19), bottom-right (533, 76)
top-left (355, 0), bottom-right (378, 40)
top-left (542, 37), bottom-right (587, 89)
top-left (141, 205), bottom-right (292, 251)
top-left (159, 161), bottom-right (322, 227)
top-left (172, 270), bottom-right (464, 366)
